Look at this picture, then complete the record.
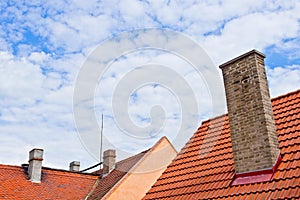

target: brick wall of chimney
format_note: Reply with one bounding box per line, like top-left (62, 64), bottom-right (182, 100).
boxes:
top-left (219, 50), bottom-right (280, 174)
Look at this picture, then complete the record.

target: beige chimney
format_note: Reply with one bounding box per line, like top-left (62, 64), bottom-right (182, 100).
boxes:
top-left (103, 149), bottom-right (116, 175)
top-left (69, 161), bottom-right (80, 172)
top-left (219, 50), bottom-right (280, 174)
top-left (28, 148), bottom-right (44, 183)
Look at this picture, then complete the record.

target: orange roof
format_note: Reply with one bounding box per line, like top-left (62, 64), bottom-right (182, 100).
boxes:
top-left (87, 149), bottom-right (148, 199)
top-left (0, 164), bottom-right (98, 200)
top-left (144, 89), bottom-right (300, 199)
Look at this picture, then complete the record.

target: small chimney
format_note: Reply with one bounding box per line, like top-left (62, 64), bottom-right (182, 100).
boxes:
top-left (69, 161), bottom-right (80, 172)
top-left (103, 149), bottom-right (116, 175)
top-left (28, 148), bottom-right (44, 183)
top-left (219, 50), bottom-right (280, 174)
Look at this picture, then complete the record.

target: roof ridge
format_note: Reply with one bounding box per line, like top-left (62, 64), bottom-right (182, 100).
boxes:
top-left (114, 136), bottom-right (175, 166)
top-left (272, 89), bottom-right (300, 102)
top-left (42, 171), bottom-right (99, 180)
top-left (200, 114), bottom-right (228, 125)
top-left (0, 164), bottom-right (23, 169)
top-left (199, 89), bottom-right (300, 125)
top-left (21, 163), bottom-right (99, 176)
top-left (115, 149), bottom-right (149, 165)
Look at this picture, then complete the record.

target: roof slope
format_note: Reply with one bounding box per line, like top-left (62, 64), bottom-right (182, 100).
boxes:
top-left (0, 164), bottom-right (98, 200)
top-left (88, 136), bottom-right (177, 199)
top-left (87, 149), bottom-right (149, 199)
top-left (144, 89), bottom-right (300, 199)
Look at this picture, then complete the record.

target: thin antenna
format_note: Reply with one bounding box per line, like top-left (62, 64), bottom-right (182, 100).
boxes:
top-left (100, 113), bottom-right (104, 165)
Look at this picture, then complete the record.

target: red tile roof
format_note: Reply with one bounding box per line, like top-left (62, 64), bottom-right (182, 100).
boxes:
top-left (0, 164), bottom-right (98, 200)
top-left (87, 149), bottom-right (149, 199)
top-left (143, 89), bottom-right (300, 199)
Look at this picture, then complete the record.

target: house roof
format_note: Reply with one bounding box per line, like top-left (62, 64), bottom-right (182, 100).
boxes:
top-left (87, 136), bottom-right (177, 199)
top-left (0, 164), bottom-right (98, 200)
top-left (143, 89), bottom-right (300, 199)
top-left (87, 149), bottom-right (149, 199)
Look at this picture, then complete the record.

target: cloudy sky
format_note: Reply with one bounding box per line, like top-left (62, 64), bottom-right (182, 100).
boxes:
top-left (0, 0), bottom-right (300, 170)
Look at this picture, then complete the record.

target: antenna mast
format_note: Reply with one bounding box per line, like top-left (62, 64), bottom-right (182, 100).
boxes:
top-left (100, 113), bottom-right (104, 165)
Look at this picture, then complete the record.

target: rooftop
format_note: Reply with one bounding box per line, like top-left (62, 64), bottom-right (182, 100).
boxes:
top-left (144, 89), bottom-right (300, 199)
top-left (87, 149), bottom-right (148, 199)
top-left (0, 164), bottom-right (98, 200)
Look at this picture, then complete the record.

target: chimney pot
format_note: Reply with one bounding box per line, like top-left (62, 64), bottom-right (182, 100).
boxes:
top-left (103, 149), bottom-right (116, 175)
top-left (219, 50), bottom-right (280, 174)
top-left (28, 148), bottom-right (44, 183)
top-left (69, 161), bottom-right (80, 172)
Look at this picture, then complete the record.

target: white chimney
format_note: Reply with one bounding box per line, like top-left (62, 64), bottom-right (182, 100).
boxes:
top-left (69, 161), bottom-right (80, 172)
top-left (103, 149), bottom-right (116, 175)
top-left (28, 148), bottom-right (44, 183)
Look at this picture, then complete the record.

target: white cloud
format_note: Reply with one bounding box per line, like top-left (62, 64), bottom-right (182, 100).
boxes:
top-left (0, 51), bottom-right (97, 169)
top-left (28, 51), bottom-right (50, 63)
top-left (267, 65), bottom-right (300, 97)
top-left (91, 49), bottom-right (219, 157)
top-left (0, 51), bottom-right (45, 105)
top-left (0, 0), bottom-right (299, 169)
top-left (203, 9), bottom-right (300, 64)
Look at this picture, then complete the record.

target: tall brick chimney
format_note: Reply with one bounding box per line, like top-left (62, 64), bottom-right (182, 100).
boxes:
top-left (219, 50), bottom-right (280, 174)
top-left (28, 148), bottom-right (44, 183)
top-left (103, 149), bottom-right (116, 175)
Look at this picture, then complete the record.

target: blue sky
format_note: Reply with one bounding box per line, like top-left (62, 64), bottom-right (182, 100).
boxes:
top-left (0, 0), bottom-right (299, 170)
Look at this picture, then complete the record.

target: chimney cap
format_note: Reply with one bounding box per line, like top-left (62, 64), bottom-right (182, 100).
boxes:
top-left (219, 49), bottom-right (265, 69)
top-left (29, 148), bottom-right (44, 162)
top-left (69, 161), bottom-right (80, 172)
top-left (103, 149), bottom-right (116, 158)
top-left (70, 161), bottom-right (80, 165)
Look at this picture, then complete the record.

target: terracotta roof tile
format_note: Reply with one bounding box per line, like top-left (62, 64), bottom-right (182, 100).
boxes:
top-left (0, 164), bottom-right (98, 200)
top-left (87, 149), bottom-right (148, 199)
top-left (143, 89), bottom-right (300, 199)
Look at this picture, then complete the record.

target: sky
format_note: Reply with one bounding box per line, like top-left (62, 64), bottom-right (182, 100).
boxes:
top-left (0, 0), bottom-right (300, 170)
